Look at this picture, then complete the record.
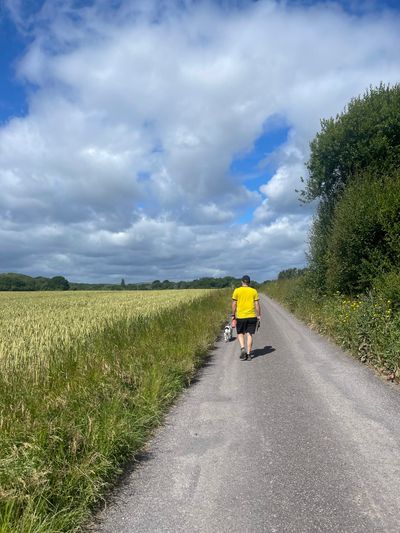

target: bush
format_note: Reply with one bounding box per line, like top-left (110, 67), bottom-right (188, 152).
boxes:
top-left (265, 279), bottom-right (400, 377)
top-left (326, 172), bottom-right (400, 294)
top-left (372, 270), bottom-right (400, 311)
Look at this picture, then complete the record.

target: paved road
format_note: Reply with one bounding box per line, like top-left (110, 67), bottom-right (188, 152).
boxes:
top-left (93, 295), bottom-right (400, 533)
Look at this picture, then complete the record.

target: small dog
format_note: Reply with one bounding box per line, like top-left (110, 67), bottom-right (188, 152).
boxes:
top-left (224, 323), bottom-right (233, 342)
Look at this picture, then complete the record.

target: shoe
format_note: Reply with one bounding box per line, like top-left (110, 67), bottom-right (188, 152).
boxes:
top-left (239, 347), bottom-right (246, 360)
top-left (246, 352), bottom-right (252, 360)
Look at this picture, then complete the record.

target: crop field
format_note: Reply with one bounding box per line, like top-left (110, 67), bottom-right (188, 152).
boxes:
top-left (0, 288), bottom-right (229, 532)
top-left (0, 289), bottom-right (211, 369)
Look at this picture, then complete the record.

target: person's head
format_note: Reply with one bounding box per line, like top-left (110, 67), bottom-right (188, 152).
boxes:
top-left (241, 275), bottom-right (250, 286)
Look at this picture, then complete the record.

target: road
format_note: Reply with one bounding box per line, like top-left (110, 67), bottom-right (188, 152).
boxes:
top-left (93, 295), bottom-right (400, 533)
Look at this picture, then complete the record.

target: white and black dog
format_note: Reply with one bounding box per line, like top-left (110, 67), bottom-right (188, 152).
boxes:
top-left (223, 323), bottom-right (233, 342)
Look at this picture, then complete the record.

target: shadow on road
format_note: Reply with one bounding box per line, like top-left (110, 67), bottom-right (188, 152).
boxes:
top-left (251, 345), bottom-right (275, 359)
top-left (187, 358), bottom-right (215, 386)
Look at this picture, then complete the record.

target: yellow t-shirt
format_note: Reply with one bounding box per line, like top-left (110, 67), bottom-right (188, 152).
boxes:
top-left (232, 286), bottom-right (259, 318)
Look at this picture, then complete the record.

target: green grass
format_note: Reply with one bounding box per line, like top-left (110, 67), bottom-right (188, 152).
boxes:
top-left (265, 279), bottom-right (400, 380)
top-left (0, 289), bottom-right (230, 532)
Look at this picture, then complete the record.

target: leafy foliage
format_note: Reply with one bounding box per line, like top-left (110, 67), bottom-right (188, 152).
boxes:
top-left (303, 83), bottom-right (400, 204)
top-left (277, 267), bottom-right (308, 280)
top-left (303, 83), bottom-right (400, 294)
top-left (307, 202), bottom-right (334, 292)
top-left (326, 173), bottom-right (400, 294)
top-left (373, 271), bottom-right (400, 311)
top-left (0, 273), bottom-right (70, 291)
top-left (265, 278), bottom-right (400, 378)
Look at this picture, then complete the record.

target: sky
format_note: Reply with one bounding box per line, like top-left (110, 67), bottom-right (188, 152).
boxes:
top-left (1, 0), bottom-right (400, 283)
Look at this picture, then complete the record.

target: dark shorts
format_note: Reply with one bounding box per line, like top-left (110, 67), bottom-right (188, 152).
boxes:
top-left (236, 317), bottom-right (257, 335)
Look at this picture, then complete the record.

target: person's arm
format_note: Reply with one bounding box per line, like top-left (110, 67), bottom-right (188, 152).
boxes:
top-left (232, 299), bottom-right (237, 317)
top-left (255, 299), bottom-right (261, 319)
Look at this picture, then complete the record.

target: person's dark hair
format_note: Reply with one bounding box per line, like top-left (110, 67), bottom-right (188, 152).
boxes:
top-left (241, 275), bottom-right (250, 284)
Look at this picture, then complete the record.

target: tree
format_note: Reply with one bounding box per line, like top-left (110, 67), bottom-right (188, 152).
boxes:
top-left (278, 268), bottom-right (307, 280)
top-left (302, 83), bottom-right (400, 205)
top-left (120, 278), bottom-right (126, 289)
top-left (0, 273), bottom-right (35, 291)
top-left (302, 83), bottom-right (400, 293)
top-left (48, 276), bottom-right (70, 290)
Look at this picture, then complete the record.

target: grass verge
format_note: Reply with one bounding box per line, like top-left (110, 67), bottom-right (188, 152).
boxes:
top-left (0, 289), bottom-right (229, 532)
top-left (265, 279), bottom-right (400, 382)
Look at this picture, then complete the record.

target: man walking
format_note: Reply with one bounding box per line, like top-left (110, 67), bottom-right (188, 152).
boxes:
top-left (232, 275), bottom-right (261, 360)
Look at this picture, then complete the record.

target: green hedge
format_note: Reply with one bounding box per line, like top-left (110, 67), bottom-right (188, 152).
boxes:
top-left (326, 173), bottom-right (400, 294)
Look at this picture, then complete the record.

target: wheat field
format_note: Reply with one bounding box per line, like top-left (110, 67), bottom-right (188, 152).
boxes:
top-left (0, 289), bottom-right (210, 368)
top-left (0, 288), bottom-right (228, 532)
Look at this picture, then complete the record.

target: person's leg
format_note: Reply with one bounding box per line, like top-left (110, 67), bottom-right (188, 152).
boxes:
top-left (245, 318), bottom-right (257, 359)
top-left (246, 332), bottom-right (253, 356)
top-left (237, 333), bottom-right (245, 350)
top-left (238, 333), bottom-right (246, 359)
top-left (236, 319), bottom-right (247, 359)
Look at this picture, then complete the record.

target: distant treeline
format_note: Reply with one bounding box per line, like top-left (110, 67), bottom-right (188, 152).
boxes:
top-left (0, 273), bottom-right (263, 291)
top-left (0, 273), bottom-right (70, 291)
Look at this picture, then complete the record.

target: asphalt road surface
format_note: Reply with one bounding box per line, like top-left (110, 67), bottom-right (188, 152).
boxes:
top-left (93, 295), bottom-right (400, 533)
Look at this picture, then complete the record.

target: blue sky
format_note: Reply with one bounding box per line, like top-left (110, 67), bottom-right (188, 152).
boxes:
top-left (1, 0), bottom-right (399, 125)
top-left (1, 0), bottom-right (398, 122)
top-left (0, 10), bottom-right (27, 121)
top-left (1, 0), bottom-right (400, 282)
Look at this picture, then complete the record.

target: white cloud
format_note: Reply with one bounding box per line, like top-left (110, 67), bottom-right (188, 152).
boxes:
top-left (1, 0), bottom-right (400, 281)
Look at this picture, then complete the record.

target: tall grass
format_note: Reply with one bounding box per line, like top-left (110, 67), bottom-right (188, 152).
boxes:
top-left (265, 278), bottom-right (400, 379)
top-left (0, 289), bottom-right (229, 532)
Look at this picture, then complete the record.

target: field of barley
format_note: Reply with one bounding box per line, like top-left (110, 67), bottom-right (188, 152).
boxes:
top-left (0, 290), bottom-right (210, 369)
top-left (0, 289), bottom-right (229, 532)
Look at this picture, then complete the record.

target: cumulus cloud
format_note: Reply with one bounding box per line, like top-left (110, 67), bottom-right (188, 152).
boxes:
top-left (1, 0), bottom-right (400, 281)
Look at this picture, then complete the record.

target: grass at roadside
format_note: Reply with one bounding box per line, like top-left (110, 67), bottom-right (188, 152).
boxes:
top-left (0, 289), bottom-right (229, 532)
top-left (265, 279), bottom-right (400, 381)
